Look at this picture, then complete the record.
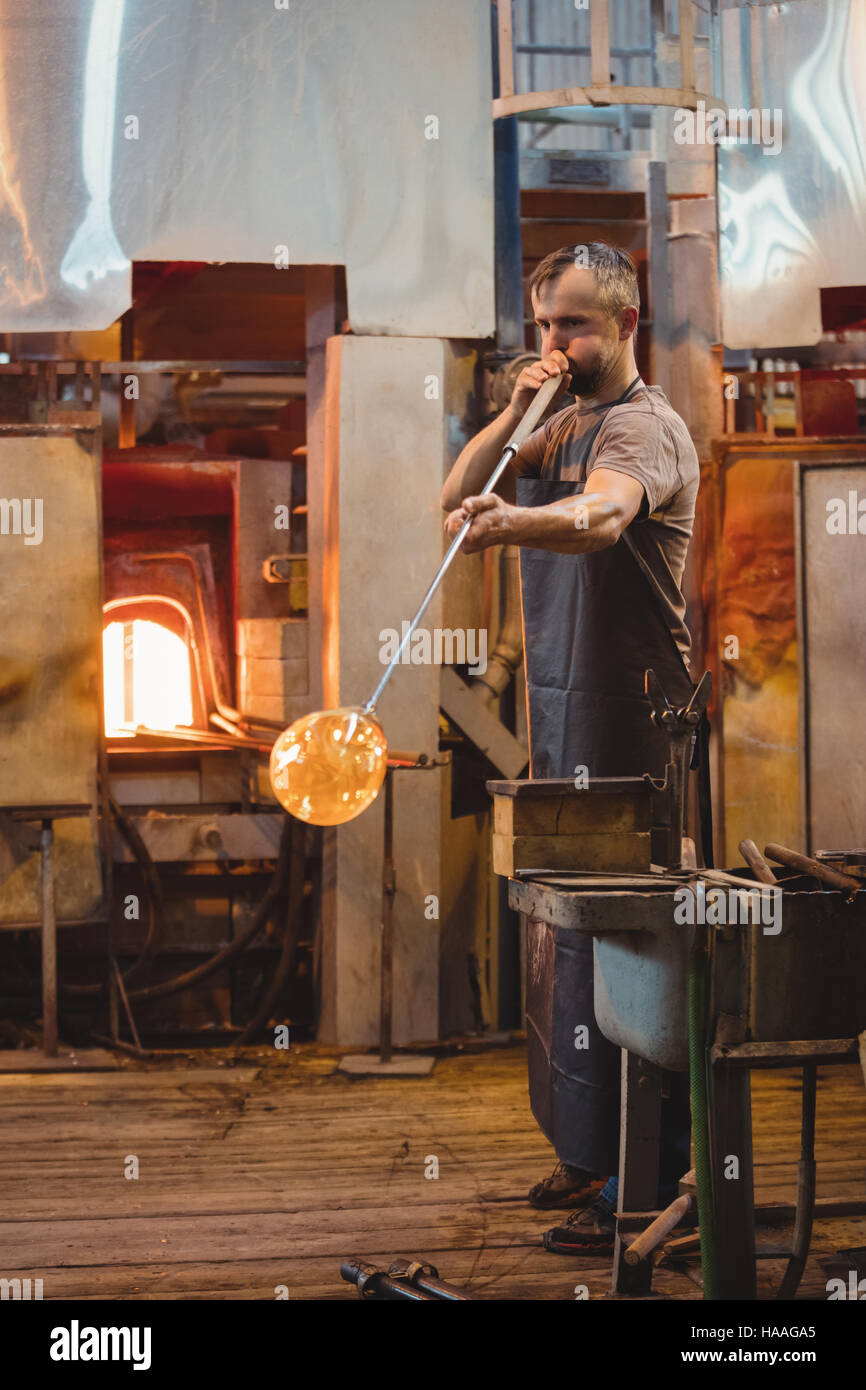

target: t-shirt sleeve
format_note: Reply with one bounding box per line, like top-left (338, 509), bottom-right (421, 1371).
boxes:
top-left (510, 418), bottom-right (549, 477)
top-left (589, 409), bottom-right (681, 517)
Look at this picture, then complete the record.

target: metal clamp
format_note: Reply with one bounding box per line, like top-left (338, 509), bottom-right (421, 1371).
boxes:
top-left (645, 669), bottom-right (712, 871)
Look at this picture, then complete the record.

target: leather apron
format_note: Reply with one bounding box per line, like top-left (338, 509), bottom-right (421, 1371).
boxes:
top-left (517, 377), bottom-right (694, 1175)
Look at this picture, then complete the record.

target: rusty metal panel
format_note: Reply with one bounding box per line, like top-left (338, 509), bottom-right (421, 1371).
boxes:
top-left (705, 441), bottom-right (866, 863)
top-left (796, 459), bottom-right (866, 853)
top-left (748, 890), bottom-right (866, 1041)
top-left (0, 427), bottom-right (103, 924)
top-left (112, 812), bottom-right (283, 864)
top-left (714, 449), bottom-right (800, 863)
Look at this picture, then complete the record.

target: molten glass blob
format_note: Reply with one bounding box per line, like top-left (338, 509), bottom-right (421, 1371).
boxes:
top-left (269, 707), bottom-right (388, 826)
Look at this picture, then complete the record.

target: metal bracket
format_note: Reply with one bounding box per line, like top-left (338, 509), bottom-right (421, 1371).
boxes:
top-left (645, 668), bottom-right (712, 871)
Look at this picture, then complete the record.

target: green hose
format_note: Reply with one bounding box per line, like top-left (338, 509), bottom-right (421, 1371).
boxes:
top-left (688, 927), bottom-right (720, 1299)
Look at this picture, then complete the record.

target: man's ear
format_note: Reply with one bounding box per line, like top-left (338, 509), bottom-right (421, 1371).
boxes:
top-left (619, 306), bottom-right (639, 342)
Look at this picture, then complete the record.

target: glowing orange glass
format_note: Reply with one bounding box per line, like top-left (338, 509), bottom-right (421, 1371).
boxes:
top-left (269, 707), bottom-right (388, 826)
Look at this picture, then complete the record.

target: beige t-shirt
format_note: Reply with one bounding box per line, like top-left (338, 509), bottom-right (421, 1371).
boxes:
top-left (513, 383), bottom-right (699, 656)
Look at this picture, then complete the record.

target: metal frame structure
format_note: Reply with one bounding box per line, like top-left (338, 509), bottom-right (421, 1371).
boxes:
top-left (494, 0), bottom-right (718, 121)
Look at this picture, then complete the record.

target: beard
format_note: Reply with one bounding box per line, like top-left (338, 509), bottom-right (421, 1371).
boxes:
top-left (566, 348), bottom-right (614, 398)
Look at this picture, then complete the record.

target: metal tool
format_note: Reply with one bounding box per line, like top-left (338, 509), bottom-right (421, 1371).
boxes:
top-left (363, 372), bottom-right (563, 715)
top-left (338, 750), bottom-right (449, 1077)
top-left (644, 668), bottom-right (712, 871)
top-left (340, 1257), bottom-right (474, 1300)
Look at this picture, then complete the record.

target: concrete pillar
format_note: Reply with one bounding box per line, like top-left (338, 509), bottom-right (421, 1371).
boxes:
top-left (316, 334), bottom-right (450, 1045)
top-left (305, 268), bottom-right (341, 716)
top-left (668, 196), bottom-right (722, 459)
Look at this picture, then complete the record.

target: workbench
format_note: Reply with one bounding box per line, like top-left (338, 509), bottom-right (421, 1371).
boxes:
top-left (508, 866), bottom-right (866, 1299)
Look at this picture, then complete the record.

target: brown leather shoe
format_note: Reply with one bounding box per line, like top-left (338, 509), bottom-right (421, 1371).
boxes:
top-left (543, 1197), bottom-right (617, 1256)
top-left (528, 1162), bottom-right (608, 1211)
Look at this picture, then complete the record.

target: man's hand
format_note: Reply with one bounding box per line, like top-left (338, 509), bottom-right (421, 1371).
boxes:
top-left (443, 494), bottom-right (524, 553)
top-left (511, 350), bottom-right (572, 419)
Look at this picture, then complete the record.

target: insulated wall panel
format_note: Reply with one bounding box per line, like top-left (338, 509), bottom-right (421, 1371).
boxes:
top-left (0, 0), bottom-right (494, 338)
top-left (0, 428), bottom-right (103, 924)
top-left (797, 460), bottom-right (866, 852)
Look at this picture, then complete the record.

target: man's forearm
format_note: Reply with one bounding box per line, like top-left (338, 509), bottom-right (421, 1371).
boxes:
top-left (511, 491), bottom-right (625, 554)
top-left (440, 404), bottom-right (524, 512)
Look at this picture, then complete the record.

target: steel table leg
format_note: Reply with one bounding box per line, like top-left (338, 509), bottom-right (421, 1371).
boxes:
top-left (379, 768), bottom-right (395, 1064)
top-left (777, 1061), bottom-right (817, 1300)
top-left (40, 818), bottom-right (58, 1057)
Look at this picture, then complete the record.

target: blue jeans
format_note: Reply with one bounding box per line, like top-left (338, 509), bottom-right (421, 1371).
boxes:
top-left (599, 1070), bottom-right (692, 1210)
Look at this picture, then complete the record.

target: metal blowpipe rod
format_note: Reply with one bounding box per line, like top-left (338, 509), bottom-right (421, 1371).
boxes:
top-left (363, 372), bottom-right (562, 715)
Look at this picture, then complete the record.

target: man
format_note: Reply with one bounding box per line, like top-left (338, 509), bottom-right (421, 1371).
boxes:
top-left (441, 243), bottom-right (699, 1256)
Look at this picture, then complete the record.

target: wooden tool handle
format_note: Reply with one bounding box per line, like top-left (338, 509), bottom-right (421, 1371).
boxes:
top-left (764, 843), bottom-right (861, 896)
top-left (504, 372), bottom-right (563, 453)
top-left (738, 838), bottom-right (777, 886)
top-left (624, 1194), bottom-right (694, 1266)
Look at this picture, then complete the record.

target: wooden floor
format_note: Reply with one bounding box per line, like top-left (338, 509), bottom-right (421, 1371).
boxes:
top-left (1, 1043), bottom-right (864, 1300)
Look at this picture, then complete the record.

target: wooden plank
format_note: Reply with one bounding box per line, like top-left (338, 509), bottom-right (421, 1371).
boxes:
top-left (590, 0), bottom-right (611, 88)
top-left (492, 831), bottom-right (651, 877)
top-left (487, 776), bottom-right (647, 799)
top-left (0, 1048), bottom-right (118, 1073)
top-left (0, 1049), bottom-right (862, 1301)
top-left (0, 1065), bottom-right (260, 1091)
top-left (492, 791), bottom-right (651, 837)
top-left (441, 667), bottom-right (527, 778)
top-left (492, 85), bottom-right (720, 121)
top-left (0, 1204), bottom-right (570, 1266)
top-left (496, 0), bottom-right (515, 100)
top-left (678, 0), bottom-right (695, 92)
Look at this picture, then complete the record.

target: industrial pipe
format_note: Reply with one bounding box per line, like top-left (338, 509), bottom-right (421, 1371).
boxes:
top-left (236, 816), bottom-right (305, 1044)
top-left (469, 545), bottom-right (524, 706)
top-left (340, 1258), bottom-right (473, 1300)
top-left (340, 1259), bottom-right (436, 1300)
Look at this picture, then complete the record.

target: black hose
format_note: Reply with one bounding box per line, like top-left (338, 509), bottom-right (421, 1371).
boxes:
top-left (11, 810), bottom-right (293, 1011)
top-left (109, 796), bottom-right (166, 986)
top-left (55, 797), bottom-right (168, 998)
top-left (126, 816), bottom-right (293, 1002)
top-left (236, 818), bottom-right (305, 1044)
